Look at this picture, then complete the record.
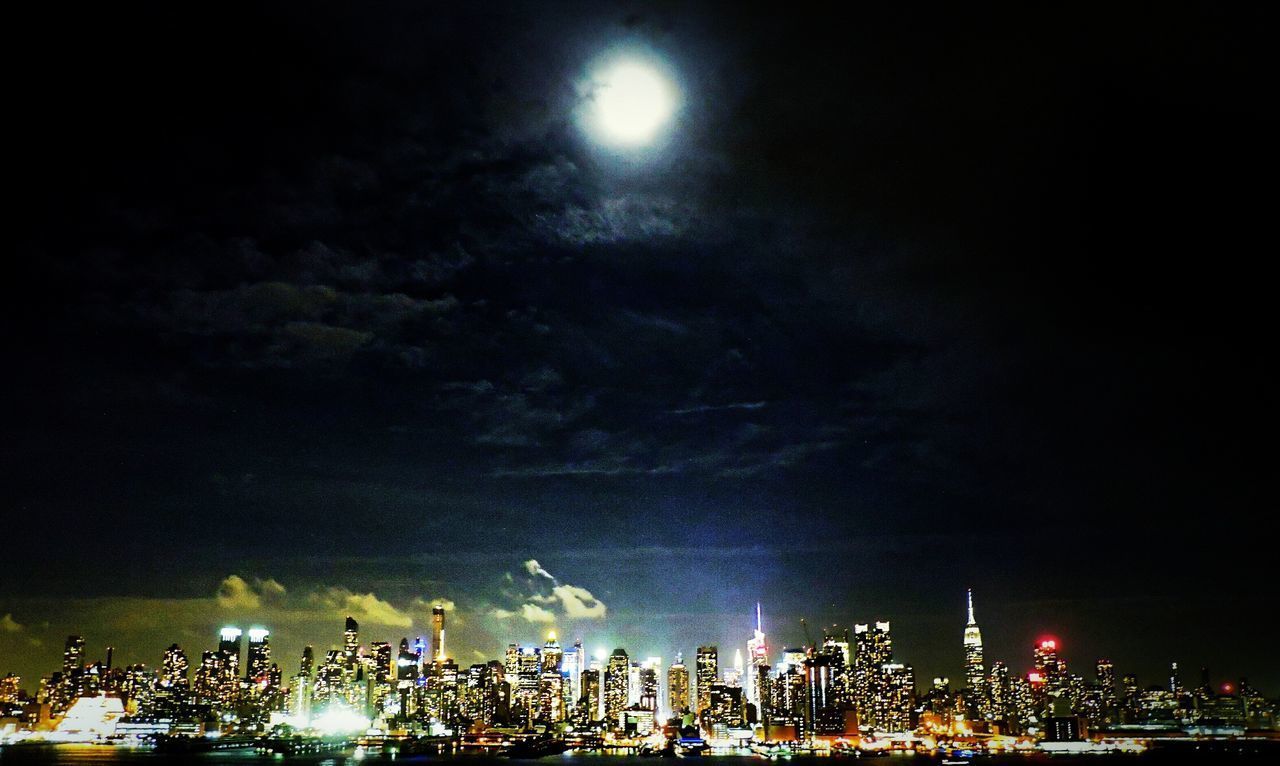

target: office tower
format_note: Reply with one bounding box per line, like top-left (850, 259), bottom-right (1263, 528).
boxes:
top-left (877, 663), bottom-right (914, 732)
top-left (300, 645), bottom-right (315, 676)
top-left (819, 628), bottom-right (851, 708)
top-left (725, 648), bottom-right (744, 688)
top-left (505, 644), bottom-right (520, 679)
top-left (746, 604), bottom-right (770, 710)
top-left (853, 622), bottom-right (892, 722)
top-left (344, 617), bottom-right (359, 666)
top-left (561, 640), bottom-right (582, 704)
top-left (371, 641), bottom-right (393, 710)
top-left (1169, 662), bottom-right (1182, 697)
top-left (538, 669), bottom-right (565, 722)
top-left (803, 653), bottom-right (843, 736)
top-left (432, 605), bottom-right (446, 664)
top-left (1096, 659), bottom-right (1116, 711)
top-left (161, 644), bottom-right (188, 688)
top-left (194, 650), bottom-right (223, 705)
top-left (639, 658), bottom-right (660, 712)
top-left (542, 631), bottom-right (563, 673)
top-left (628, 661), bottom-right (641, 706)
top-left (963, 589), bottom-right (985, 714)
top-left (246, 628), bottom-right (271, 681)
top-left (708, 682), bottom-right (744, 730)
top-left (1033, 639), bottom-right (1063, 690)
top-left (605, 648), bottom-right (630, 725)
top-left (217, 626), bottom-right (243, 705)
top-left (0, 674), bottom-right (20, 705)
top-left (582, 667), bottom-right (602, 722)
top-left (63, 635), bottom-right (86, 675)
top-left (989, 660), bottom-right (1011, 722)
top-left (413, 636), bottom-right (427, 668)
top-left (668, 654), bottom-right (690, 714)
top-left (696, 645), bottom-right (718, 714)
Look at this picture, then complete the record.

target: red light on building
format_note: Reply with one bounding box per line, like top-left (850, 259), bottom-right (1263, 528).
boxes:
top-left (1039, 639), bottom-right (1057, 650)
top-left (1223, 683), bottom-right (1234, 694)
top-left (1028, 671), bottom-right (1044, 684)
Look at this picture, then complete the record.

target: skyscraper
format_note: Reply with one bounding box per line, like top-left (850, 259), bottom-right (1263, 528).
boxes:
top-left (542, 632), bottom-right (562, 674)
top-left (746, 603), bottom-right (769, 711)
top-left (605, 648), bottom-right (630, 725)
top-left (218, 627), bottom-right (243, 678)
top-left (344, 617), bottom-right (359, 666)
top-left (696, 645), bottom-right (718, 714)
top-left (853, 622), bottom-right (891, 722)
top-left (432, 605), bottom-right (446, 664)
top-left (668, 653), bottom-right (690, 715)
top-left (161, 644), bottom-right (188, 688)
top-left (63, 635), bottom-right (86, 676)
top-left (639, 658), bottom-right (660, 712)
top-left (963, 589), bottom-right (986, 715)
top-left (1033, 639), bottom-right (1063, 690)
top-left (246, 628), bottom-right (271, 681)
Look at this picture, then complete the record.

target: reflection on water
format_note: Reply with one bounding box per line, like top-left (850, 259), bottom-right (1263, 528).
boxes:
top-left (0, 746), bottom-right (1277, 765)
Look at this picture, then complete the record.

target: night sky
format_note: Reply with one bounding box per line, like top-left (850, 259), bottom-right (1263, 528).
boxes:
top-left (3, 3), bottom-right (1277, 694)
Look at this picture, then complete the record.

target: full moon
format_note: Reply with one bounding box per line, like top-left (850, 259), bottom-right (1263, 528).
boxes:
top-left (588, 60), bottom-right (677, 147)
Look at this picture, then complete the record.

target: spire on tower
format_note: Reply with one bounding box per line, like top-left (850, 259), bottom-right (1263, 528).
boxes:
top-left (967, 588), bottom-right (976, 625)
top-left (756, 602), bottom-right (762, 632)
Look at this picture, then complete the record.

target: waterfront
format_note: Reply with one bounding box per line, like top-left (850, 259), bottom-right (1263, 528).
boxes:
top-left (4, 745), bottom-right (1280, 765)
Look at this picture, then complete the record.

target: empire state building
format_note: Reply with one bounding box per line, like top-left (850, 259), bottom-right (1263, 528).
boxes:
top-left (963, 589), bottom-right (986, 700)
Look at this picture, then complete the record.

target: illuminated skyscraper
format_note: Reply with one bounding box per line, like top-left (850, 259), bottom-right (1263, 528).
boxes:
top-left (562, 640), bottom-right (584, 704)
top-left (696, 645), bottom-right (718, 714)
top-left (344, 617), bottom-right (359, 666)
top-left (853, 622), bottom-right (891, 722)
top-left (877, 662), bottom-right (914, 732)
top-left (1033, 639), bottom-right (1063, 690)
top-left (161, 644), bottom-right (188, 688)
top-left (989, 660), bottom-right (1011, 722)
top-left (432, 605), bottom-right (446, 664)
top-left (63, 635), bottom-right (86, 675)
top-left (542, 632), bottom-right (563, 674)
top-left (963, 589), bottom-right (986, 715)
top-left (803, 654), bottom-right (843, 736)
top-left (639, 658), bottom-right (660, 712)
top-left (246, 628), bottom-right (271, 681)
top-left (218, 626), bottom-right (243, 703)
top-left (725, 648), bottom-right (744, 688)
top-left (300, 645), bottom-right (315, 676)
top-left (1096, 659), bottom-right (1116, 712)
top-left (582, 666), bottom-right (602, 722)
top-left (605, 648), bottom-right (630, 725)
top-left (668, 654), bottom-right (690, 714)
top-left (746, 603), bottom-right (769, 711)
top-left (819, 628), bottom-right (851, 708)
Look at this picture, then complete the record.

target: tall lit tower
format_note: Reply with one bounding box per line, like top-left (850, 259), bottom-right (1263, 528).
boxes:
top-left (246, 628), bottom-right (271, 681)
top-left (605, 648), bottom-right (630, 725)
top-left (218, 627), bottom-right (243, 677)
top-left (162, 644), bottom-right (189, 688)
top-left (668, 653), bottom-right (690, 715)
top-left (344, 617), bottom-right (359, 666)
top-left (963, 589), bottom-right (986, 704)
top-left (63, 635), bottom-right (86, 675)
top-left (746, 603), bottom-right (769, 709)
top-left (432, 605), bottom-right (446, 664)
top-left (542, 631), bottom-right (563, 673)
top-left (695, 646), bottom-right (718, 714)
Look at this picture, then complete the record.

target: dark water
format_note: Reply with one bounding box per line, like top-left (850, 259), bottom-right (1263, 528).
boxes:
top-left (1, 749), bottom-right (1277, 765)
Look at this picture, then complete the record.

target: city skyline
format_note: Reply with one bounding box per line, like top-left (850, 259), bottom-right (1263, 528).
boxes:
top-left (5, 0), bottom-right (1277, 737)
top-left (3, 587), bottom-right (1271, 701)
